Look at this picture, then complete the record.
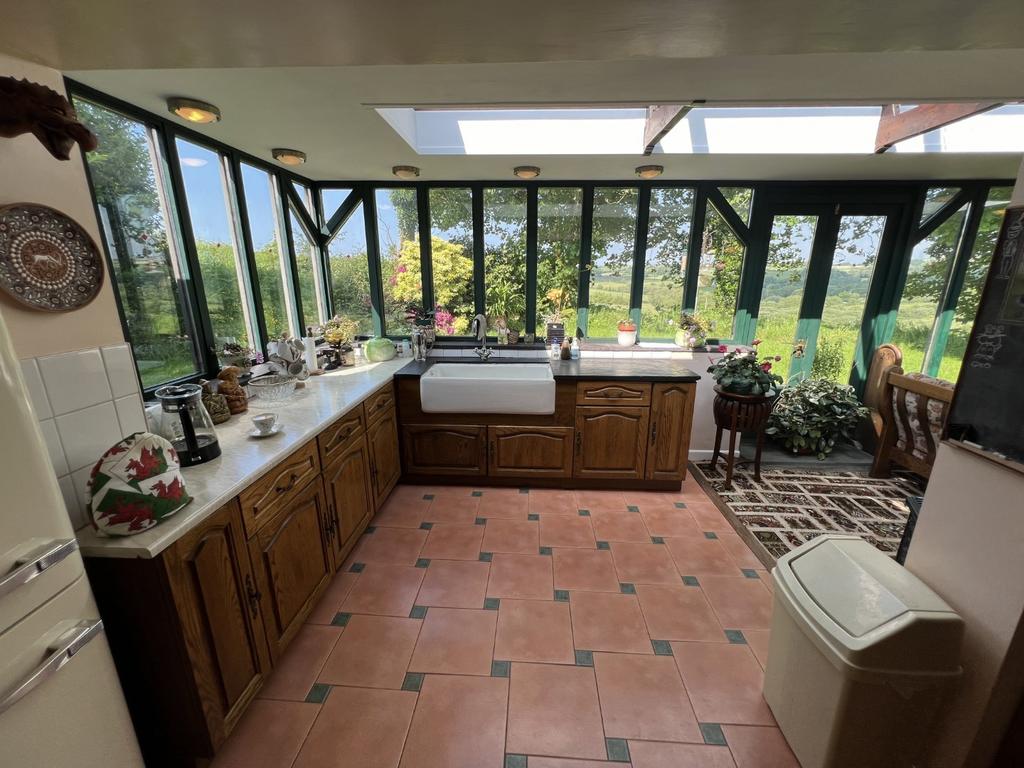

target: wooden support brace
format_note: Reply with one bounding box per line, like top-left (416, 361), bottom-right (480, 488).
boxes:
top-left (875, 102), bottom-right (1001, 153)
top-left (643, 104), bottom-right (690, 155)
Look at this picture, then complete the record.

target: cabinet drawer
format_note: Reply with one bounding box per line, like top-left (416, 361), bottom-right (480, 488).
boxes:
top-left (238, 441), bottom-right (320, 536)
top-left (318, 409), bottom-right (365, 469)
top-left (364, 385), bottom-right (396, 426)
top-left (488, 426), bottom-right (573, 478)
top-left (576, 381), bottom-right (652, 406)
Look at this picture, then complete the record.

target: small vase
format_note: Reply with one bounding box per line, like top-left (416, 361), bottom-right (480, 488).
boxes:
top-left (617, 329), bottom-right (637, 346)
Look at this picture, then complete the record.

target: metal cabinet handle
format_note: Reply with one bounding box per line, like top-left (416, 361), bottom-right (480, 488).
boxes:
top-left (651, 421), bottom-right (658, 445)
top-left (277, 472), bottom-right (300, 493)
top-left (575, 432), bottom-right (582, 454)
top-left (244, 574), bottom-right (262, 619)
top-left (0, 618), bottom-right (103, 715)
top-left (0, 539), bottom-right (78, 601)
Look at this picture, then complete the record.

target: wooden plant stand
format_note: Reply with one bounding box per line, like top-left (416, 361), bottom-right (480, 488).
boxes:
top-left (710, 385), bottom-right (773, 489)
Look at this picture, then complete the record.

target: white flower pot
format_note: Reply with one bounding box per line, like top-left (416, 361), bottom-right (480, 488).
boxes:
top-left (617, 330), bottom-right (637, 346)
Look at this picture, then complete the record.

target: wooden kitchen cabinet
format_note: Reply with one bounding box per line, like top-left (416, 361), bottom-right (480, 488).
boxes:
top-left (573, 406), bottom-right (650, 480)
top-left (322, 437), bottom-right (374, 563)
top-left (237, 439), bottom-right (320, 536)
top-left (367, 406), bottom-right (402, 508)
top-left (402, 424), bottom-right (487, 477)
top-left (247, 478), bottom-right (334, 661)
top-left (488, 426), bottom-right (574, 478)
top-left (646, 382), bottom-right (696, 482)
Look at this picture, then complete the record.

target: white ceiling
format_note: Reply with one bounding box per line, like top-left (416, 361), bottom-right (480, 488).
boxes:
top-left (5, 0), bottom-right (1024, 180)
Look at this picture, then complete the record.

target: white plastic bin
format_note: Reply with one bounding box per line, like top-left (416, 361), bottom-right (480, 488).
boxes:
top-left (764, 535), bottom-right (963, 768)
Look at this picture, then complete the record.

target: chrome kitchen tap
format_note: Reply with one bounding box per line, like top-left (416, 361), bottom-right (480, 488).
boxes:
top-left (471, 314), bottom-right (493, 360)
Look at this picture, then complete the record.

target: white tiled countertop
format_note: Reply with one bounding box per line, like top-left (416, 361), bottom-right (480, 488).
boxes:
top-left (76, 358), bottom-right (409, 560)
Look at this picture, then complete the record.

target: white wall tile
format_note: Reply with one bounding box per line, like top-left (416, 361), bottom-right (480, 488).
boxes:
top-left (70, 465), bottom-right (95, 529)
top-left (114, 394), bottom-right (147, 436)
top-left (38, 349), bottom-right (111, 415)
top-left (38, 418), bottom-right (70, 476)
top-left (101, 344), bottom-right (139, 399)
top-left (57, 474), bottom-right (87, 530)
top-left (19, 359), bottom-right (52, 419)
top-left (612, 351), bottom-right (634, 359)
top-left (55, 401), bottom-right (122, 472)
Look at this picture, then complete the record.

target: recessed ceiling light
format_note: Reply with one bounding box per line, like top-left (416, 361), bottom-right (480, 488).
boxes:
top-left (273, 148), bottom-right (307, 166)
top-left (167, 97), bottom-right (221, 124)
top-left (392, 165), bottom-right (420, 179)
top-left (513, 165), bottom-right (541, 179)
top-left (635, 165), bottom-right (664, 179)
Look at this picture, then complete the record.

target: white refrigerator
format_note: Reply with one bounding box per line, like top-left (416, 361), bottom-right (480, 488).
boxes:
top-left (0, 316), bottom-right (143, 766)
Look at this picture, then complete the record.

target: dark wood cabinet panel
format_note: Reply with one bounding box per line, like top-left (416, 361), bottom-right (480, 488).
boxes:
top-left (323, 438), bottom-right (374, 562)
top-left (367, 408), bottom-right (401, 508)
top-left (488, 426), bottom-right (573, 478)
top-left (237, 440), bottom-right (320, 536)
top-left (573, 406), bottom-right (650, 480)
top-left (402, 424), bottom-right (487, 477)
top-left (576, 380), bottom-right (652, 407)
top-left (318, 409), bottom-right (365, 469)
top-left (248, 479), bottom-right (333, 660)
top-left (364, 384), bottom-right (397, 426)
top-left (646, 383), bottom-right (696, 482)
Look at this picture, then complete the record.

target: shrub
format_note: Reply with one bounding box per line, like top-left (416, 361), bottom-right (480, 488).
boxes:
top-left (810, 336), bottom-right (847, 382)
top-left (765, 378), bottom-right (868, 459)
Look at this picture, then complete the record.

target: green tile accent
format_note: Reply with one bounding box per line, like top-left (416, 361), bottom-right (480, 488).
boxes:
top-left (410, 605), bottom-right (428, 619)
top-left (480, 552), bottom-right (493, 562)
top-left (472, 490), bottom-right (484, 497)
top-left (704, 531), bottom-right (718, 539)
top-left (402, 672), bottom-right (424, 692)
top-left (365, 525), bottom-right (376, 534)
top-left (651, 536), bottom-right (665, 544)
top-left (578, 509), bottom-right (591, 516)
top-left (349, 562), bottom-right (365, 573)
top-left (575, 650), bottom-right (594, 667)
top-left (554, 589), bottom-right (570, 602)
top-left (539, 546), bottom-right (552, 555)
top-left (606, 737), bottom-right (631, 762)
top-left (596, 540), bottom-right (610, 550)
top-left (700, 722), bottom-right (728, 746)
top-left (725, 629), bottom-right (747, 644)
top-left (626, 505), bottom-right (640, 512)
top-left (484, 597), bottom-right (500, 610)
top-left (422, 494), bottom-right (435, 500)
top-left (742, 568), bottom-right (759, 578)
top-left (519, 488), bottom-right (530, 494)
top-left (682, 575), bottom-right (700, 586)
top-left (415, 558), bottom-right (431, 568)
top-left (331, 612), bottom-right (351, 627)
top-left (504, 755), bottom-right (527, 768)
top-left (674, 501), bottom-right (687, 509)
top-left (527, 513), bottom-right (540, 521)
top-left (491, 660), bottom-right (511, 678)
top-left (419, 522), bottom-right (433, 530)
top-left (652, 639), bottom-right (673, 656)
top-left (475, 517), bottom-right (487, 525)
top-left (304, 683), bottom-right (331, 704)
top-left (619, 582), bottom-right (636, 595)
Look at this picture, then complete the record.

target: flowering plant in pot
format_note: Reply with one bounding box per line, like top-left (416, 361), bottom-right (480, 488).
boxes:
top-left (706, 340), bottom-right (783, 397)
top-left (617, 319), bottom-right (637, 347)
top-left (765, 378), bottom-right (868, 459)
top-left (674, 312), bottom-right (711, 349)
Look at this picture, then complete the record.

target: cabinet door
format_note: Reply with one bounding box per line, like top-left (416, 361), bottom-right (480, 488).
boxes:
top-left (646, 383), bottom-right (696, 482)
top-left (488, 426), bottom-right (573, 478)
top-left (323, 437), bottom-right (374, 563)
top-left (248, 479), bottom-right (333, 661)
top-left (367, 408), bottom-right (401, 508)
top-left (573, 406), bottom-right (650, 480)
top-left (401, 424), bottom-right (487, 477)
top-left (166, 500), bottom-right (270, 746)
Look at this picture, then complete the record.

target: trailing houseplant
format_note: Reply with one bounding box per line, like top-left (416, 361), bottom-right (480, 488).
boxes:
top-left (706, 341), bottom-right (784, 397)
top-left (765, 378), bottom-right (869, 459)
top-left (674, 312), bottom-right (711, 349)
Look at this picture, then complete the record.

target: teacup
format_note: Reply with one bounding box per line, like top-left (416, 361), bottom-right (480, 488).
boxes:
top-left (251, 413), bottom-right (278, 435)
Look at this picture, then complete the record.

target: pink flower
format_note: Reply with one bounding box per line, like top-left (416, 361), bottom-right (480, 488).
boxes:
top-left (774, 355), bottom-right (782, 361)
top-left (717, 344), bottom-right (728, 353)
top-left (752, 338), bottom-right (762, 346)
top-left (761, 361), bottom-right (772, 372)
top-left (397, 264), bottom-right (408, 274)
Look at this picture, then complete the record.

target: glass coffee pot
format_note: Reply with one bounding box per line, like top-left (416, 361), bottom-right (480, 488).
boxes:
top-left (154, 384), bottom-right (222, 466)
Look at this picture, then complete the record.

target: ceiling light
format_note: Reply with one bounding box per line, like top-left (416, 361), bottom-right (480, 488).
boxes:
top-left (635, 164), bottom-right (664, 179)
top-left (273, 148), bottom-right (307, 166)
top-left (392, 165), bottom-right (420, 179)
top-left (513, 165), bottom-right (541, 179)
top-left (167, 97), bottom-right (221, 124)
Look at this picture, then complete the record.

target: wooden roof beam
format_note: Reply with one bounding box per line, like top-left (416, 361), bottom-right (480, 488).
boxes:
top-left (643, 104), bottom-right (690, 155)
top-left (875, 102), bottom-right (1001, 153)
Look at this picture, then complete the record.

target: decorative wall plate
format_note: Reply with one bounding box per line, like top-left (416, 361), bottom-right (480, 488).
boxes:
top-left (0, 203), bottom-right (104, 312)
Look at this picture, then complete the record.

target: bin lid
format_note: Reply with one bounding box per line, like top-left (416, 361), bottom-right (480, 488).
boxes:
top-left (774, 535), bottom-right (963, 674)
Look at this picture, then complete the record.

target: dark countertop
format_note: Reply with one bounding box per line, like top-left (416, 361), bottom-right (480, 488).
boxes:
top-left (395, 357), bottom-right (701, 382)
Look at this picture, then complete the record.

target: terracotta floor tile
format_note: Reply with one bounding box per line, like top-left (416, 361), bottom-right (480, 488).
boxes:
top-left (388, 485), bottom-right (441, 504)
top-left (744, 629), bottom-right (771, 669)
top-left (664, 536), bottom-right (744, 577)
top-left (540, 515), bottom-right (597, 549)
top-left (594, 652), bottom-right (701, 743)
top-left (529, 489), bottom-right (579, 515)
top-left (635, 584), bottom-right (725, 642)
top-left (590, 511), bottom-right (651, 542)
top-left (552, 548), bottom-right (620, 593)
top-left (425, 495), bottom-right (480, 524)
top-left (721, 726), bottom-right (800, 768)
top-left (506, 662), bottom-right (606, 760)
top-left (640, 506), bottom-right (701, 537)
top-left (494, 599), bottom-right (574, 664)
top-left (399, 675), bottom-right (508, 768)
top-left (686, 502), bottom-right (735, 533)
top-left (622, 490), bottom-right (687, 509)
top-left (481, 519), bottom-right (540, 554)
top-left (409, 607), bottom-right (497, 675)
top-left (628, 741), bottom-right (737, 768)
top-left (420, 523), bottom-right (484, 560)
top-left (477, 493), bottom-right (531, 520)
top-left (352, 527), bottom-right (428, 566)
top-left (569, 591), bottom-right (652, 654)
top-left (718, 532), bottom-right (766, 570)
top-left (528, 760), bottom-right (622, 768)
top-left (416, 559), bottom-right (490, 608)
top-left (293, 686), bottom-right (416, 768)
top-left (760, 570), bottom-right (775, 594)
top-left (318, 615), bottom-right (421, 689)
top-left (259, 624), bottom-right (342, 701)
top-left (671, 642), bottom-right (774, 725)
top-left (700, 576), bottom-right (773, 630)
top-left (575, 490), bottom-right (628, 513)
top-left (373, 496), bottom-right (432, 528)
top-left (609, 542), bottom-right (680, 585)
top-left (474, 487), bottom-right (525, 500)
top-left (307, 572), bottom-right (360, 624)
top-left (211, 700), bottom-right (318, 768)
top-left (341, 564), bottom-right (425, 617)
top-left (487, 553), bottom-right (554, 600)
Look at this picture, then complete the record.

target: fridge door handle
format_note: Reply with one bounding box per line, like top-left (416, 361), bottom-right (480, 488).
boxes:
top-left (0, 618), bottom-right (104, 715)
top-left (0, 539), bottom-right (78, 600)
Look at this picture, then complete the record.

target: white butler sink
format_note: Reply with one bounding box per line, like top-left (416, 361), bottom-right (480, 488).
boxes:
top-left (420, 363), bottom-right (555, 414)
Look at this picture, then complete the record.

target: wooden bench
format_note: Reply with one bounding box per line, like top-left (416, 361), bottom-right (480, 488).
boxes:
top-left (870, 369), bottom-right (954, 479)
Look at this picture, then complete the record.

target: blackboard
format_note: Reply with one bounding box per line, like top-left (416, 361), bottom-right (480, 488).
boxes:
top-left (947, 204), bottom-right (1024, 467)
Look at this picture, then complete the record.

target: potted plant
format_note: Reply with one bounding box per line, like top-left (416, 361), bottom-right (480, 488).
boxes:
top-left (674, 312), bottom-right (711, 350)
top-left (319, 315), bottom-right (360, 366)
top-left (706, 341), bottom-right (783, 397)
top-left (765, 378), bottom-right (869, 459)
top-left (219, 341), bottom-right (254, 372)
top-left (617, 319), bottom-right (637, 347)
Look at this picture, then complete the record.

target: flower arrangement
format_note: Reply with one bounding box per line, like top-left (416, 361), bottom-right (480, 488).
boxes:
top-left (674, 312), bottom-right (711, 349)
top-left (403, 303), bottom-right (435, 327)
top-left (219, 342), bottom-right (254, 371)
top-left (765, 378), bottom-right (868, 459)
top-left (617, 318), bottom-right (637, 332)
top-left (706, 339), bottom-right (784, 396)
top-left (319, 315), bottom-right (359, 348)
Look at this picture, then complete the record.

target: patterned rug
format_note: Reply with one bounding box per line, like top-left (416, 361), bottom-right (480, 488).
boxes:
top-left (691, 460), bottom-right (925, 565)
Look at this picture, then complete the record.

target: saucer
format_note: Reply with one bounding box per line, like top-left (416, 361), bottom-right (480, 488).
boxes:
top-left (249, 424), bottom-right (283, 439)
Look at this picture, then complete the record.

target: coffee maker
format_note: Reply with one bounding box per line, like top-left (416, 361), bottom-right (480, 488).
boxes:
top-left (154, 384), bottom-right (222, 466)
